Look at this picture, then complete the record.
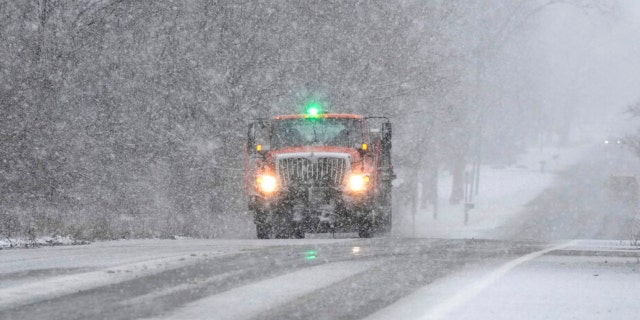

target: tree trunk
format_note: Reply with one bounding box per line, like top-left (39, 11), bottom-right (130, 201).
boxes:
top-left (421, 159), bottom-right (439, 218)
top-left (432, 166), bottom-right (439, 219)
top-left (449, 158), bottom-right (465, 205)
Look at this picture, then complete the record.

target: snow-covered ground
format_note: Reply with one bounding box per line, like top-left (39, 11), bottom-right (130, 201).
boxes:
top-left (146, 260), bottom-right (381, 320)
top-left (0, 238), bottom-right (350, 275)
top-left (372, 144), bottom-right (640, 320)
top-left (0, 235), bottom-right (87, 249)
top-left (395, 145), bottom-right (590, 239)
top-left (0, 238), bottom-right (353, 310)
top-left (366, 239), bottom-right (640, 320)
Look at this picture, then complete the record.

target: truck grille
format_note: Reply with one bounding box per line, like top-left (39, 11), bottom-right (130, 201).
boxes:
top-left (277, 156), bottom-right (349, 187)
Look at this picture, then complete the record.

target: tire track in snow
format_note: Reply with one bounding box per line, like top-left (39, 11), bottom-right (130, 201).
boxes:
top-left (0, 253), bottom-right (217, 311)
top-left (147, 260), bottom-right (381, 320)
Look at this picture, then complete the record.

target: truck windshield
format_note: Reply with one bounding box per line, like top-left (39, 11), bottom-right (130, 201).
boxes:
top-left (272, 118), bottom-right (362, 149)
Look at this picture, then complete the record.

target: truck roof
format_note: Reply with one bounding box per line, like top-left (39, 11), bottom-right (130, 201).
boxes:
top-left (274, 114), bottom-right (362, 120)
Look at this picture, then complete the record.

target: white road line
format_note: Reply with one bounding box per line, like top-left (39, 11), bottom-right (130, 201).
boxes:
top-left (149, 260), bottom-right (380, 320)
top-left (419, 240), bottom-right (578, 320)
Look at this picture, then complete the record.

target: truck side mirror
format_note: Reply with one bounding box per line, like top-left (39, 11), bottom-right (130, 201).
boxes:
top-left (382, 122), bottom-right (392, 150)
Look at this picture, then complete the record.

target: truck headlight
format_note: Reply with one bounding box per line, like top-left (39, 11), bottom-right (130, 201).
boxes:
top-left (348, 174), bottom-right (370, 192)
top-left (257, 175), bottom-right (277, 194)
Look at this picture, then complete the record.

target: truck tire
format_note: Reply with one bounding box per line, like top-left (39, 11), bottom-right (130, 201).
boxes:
top-left (254, 209), bottom-right (271, 239)
top-left (358, 214), bottom-right (373, 238)
top-left (376, 189), bottom-right (393, 234)
top-left (380, 210), bottom-right (392, 233)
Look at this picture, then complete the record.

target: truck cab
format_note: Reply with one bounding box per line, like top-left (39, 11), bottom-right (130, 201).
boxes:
top-left (245, 109), bottom-right (394, 238)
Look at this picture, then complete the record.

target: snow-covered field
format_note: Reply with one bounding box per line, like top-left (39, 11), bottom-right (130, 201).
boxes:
top-left (395, 145), bottom-right (590, 239)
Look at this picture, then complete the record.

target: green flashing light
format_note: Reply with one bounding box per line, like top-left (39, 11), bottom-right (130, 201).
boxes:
top-left (304, 250), bottom-right (318, 260)
top-left (305, 102), bottom-right (322, 117)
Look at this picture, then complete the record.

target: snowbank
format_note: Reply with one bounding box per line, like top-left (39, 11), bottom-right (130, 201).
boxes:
top-left (0, 235), bottom-right (89, 249)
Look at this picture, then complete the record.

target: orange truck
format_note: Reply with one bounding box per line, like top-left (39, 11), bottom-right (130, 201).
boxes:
top-left (245, 105), bottom-right (394, 238)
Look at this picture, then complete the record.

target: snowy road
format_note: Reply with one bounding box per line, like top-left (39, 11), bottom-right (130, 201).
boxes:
top-left (0, 238), bottom-right (548, 320)
top-left (1, 238), bottom-right (638, 320)
top-left (1, 145), bottom-right (639, 319)
top-left (367, 240), bottom-right (640, 320)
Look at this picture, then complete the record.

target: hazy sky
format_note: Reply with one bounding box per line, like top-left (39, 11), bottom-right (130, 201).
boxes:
top-left (536, 0), bottom-right (640, 136)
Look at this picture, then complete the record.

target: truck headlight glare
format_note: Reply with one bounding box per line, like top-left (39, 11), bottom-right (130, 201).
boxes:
top-left (257, 175), bottom-right (277, 194)
top-left (348, 174), bottom-right (370, 192)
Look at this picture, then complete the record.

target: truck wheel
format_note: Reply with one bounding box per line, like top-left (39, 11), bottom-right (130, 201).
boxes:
top-left (378, 190), bottom-right (393, 233)
top-left (380, 207), bottom-right (392, 233)
top-left (385, 213), bottom-right (392, 232)
top-left (254, 209), bottom-right (271, 239)
top-left (358, 216), bottom-right (373, 238)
